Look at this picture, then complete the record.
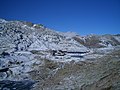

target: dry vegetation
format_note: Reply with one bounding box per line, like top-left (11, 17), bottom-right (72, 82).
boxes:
top-left (29, 50), bottom-right (120, 90)
top-left (73, 36), bottom-right (105, 48)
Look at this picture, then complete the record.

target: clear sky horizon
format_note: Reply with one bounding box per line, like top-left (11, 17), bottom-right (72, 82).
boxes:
top-left (0, 0), bottom-right (120, 35)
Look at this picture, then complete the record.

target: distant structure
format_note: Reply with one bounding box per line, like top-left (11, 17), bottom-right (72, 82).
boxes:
top-left (51, 50), bottom-right (66, 56)
top-left (51, 50), bottom-right (90, 58)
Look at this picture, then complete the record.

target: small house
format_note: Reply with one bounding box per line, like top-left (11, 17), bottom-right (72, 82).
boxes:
top-left (51, 50), bottom-right (89, 58)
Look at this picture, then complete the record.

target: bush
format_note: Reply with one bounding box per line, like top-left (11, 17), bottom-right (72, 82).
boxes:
top-left (25, 22), bottom-right (34, 27)
top-left (21, 21), bottom-right (34, 27)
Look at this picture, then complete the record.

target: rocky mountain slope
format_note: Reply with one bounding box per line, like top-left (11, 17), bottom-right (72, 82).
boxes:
top-left (0, 19), bottom-right (120, 90)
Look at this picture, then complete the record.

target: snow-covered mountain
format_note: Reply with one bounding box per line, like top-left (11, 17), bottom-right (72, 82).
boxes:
top-left (0, 19), bottom-right (120, 90)
top-left (0, 19), bottom-right (88, 52)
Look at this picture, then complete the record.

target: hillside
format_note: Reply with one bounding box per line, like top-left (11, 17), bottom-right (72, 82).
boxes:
top-left (0, 19), bottom-right (120, 90)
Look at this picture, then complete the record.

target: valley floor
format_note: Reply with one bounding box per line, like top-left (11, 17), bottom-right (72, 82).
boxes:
top-left (29, 49), bottom-right (120, 90)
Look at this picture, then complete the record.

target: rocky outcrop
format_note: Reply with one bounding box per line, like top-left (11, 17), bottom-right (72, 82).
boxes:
top-left (0, 80), bottom-right (37, 90)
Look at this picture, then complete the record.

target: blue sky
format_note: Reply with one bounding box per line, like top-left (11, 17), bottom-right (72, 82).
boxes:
top-left (0, 0), bottom-right (120, 35)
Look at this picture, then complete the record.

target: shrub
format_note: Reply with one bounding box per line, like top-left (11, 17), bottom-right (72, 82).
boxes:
top-left (25, 22), bottom-right (34, 27)
top-left (21, 21), bottom-right (34, 27)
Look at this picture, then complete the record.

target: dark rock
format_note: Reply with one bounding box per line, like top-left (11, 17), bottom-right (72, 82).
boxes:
top-left (0, 80), bottom-right (36, 90)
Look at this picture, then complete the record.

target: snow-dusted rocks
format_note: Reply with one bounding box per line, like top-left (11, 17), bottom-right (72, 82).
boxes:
top-left (0, 19), bottom-right (120, 90)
